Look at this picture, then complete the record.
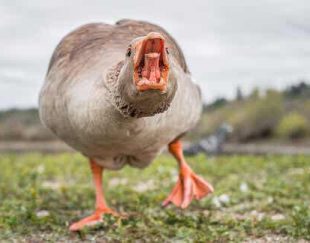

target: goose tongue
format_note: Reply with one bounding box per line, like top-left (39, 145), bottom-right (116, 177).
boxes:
top-left (142, 52), bottom-right (161, 83)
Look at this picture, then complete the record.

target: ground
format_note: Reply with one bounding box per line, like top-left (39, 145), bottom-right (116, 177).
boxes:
top-left (0, 153), bottom-right (309, 242)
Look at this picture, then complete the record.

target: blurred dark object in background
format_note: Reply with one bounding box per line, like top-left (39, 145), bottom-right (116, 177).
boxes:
top-left (184, 123), bottom-right (233, 156)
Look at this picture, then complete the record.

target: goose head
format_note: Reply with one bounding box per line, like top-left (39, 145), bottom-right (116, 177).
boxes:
top-left (116, 32), bottom-right (177, 118)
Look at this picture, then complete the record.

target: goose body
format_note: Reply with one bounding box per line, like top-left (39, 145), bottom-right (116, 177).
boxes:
top-left (39, 20), bottom-right (202, 170)
top-left (39, 20), bottom-right (212, 231)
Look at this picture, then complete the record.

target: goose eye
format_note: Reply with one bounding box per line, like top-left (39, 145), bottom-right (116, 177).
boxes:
top-left (166, 47), bottom-right (169, 54)
top-left (126, 48), bottom-right (132, 57)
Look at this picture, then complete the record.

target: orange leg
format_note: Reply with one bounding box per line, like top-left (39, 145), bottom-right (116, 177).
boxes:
top-left (69, 159), bottom-right (117, 231)
top-left (162, 140), bottom-right (214, 208)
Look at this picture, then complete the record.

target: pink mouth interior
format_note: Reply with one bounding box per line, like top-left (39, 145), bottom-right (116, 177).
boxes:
top-left (142, 53), bottom-right (161, 82)
top-left (134, 35), bottom-right (169, 92)
top-left (137, 38), bottom-right (165, 83)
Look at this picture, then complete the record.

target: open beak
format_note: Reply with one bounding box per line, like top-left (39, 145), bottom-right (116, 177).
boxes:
top-left (133, 32), bottom-right (169, 92)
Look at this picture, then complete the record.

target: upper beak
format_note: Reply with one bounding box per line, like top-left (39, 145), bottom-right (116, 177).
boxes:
top-left (134, 32), bottom-right (168, 69)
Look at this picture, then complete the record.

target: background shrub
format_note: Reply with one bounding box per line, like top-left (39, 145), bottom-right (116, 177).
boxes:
top-left (276, 112), bottom-right (309, 139)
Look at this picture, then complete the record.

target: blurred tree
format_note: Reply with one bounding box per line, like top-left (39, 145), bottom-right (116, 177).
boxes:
top-left (236, 86), bottom-right (243, 101)
top-left (204, 97), bottom-right (228, 111)
top-left (265, 88), bottom-right (281, 97)
top-left (229, 90), bottom-right (284, 141)
top-left (284, 81), bottom-right (310, 99)
top-left (276, 112), bottom-right (309, 139)
top-left (0, 108), bottom-right (55, 141)
top-left (249, 87), bottom-right (260, 99)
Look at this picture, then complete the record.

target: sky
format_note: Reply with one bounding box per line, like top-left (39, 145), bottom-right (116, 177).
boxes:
top-left (0, 0), bottom-right (310, 109)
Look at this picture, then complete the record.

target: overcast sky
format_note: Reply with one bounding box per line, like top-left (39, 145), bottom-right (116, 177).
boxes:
top-left (0, 0), bottom-right (310, 109)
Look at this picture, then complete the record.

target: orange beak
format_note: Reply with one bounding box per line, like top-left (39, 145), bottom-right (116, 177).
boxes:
top-left (133, 32), bottom-right (169, 92)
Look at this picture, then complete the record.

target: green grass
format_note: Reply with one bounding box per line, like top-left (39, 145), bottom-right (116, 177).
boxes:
top-left (0, 153), bottom-right (309, 242)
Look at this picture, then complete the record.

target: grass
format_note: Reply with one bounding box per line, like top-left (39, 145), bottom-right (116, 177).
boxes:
top-left (0, 153), bottom-right (309, 242)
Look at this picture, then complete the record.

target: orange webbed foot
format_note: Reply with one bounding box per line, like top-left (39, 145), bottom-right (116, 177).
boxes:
top-left (162, 163), bottom-right (214, 208)
top-left (69, 207), bottom-right (118, 231)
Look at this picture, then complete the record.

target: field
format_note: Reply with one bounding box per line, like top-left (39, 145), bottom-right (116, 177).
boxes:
top-left (0, 153), bottom-right (309, 242)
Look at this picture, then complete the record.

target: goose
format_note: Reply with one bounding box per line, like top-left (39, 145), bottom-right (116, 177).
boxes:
top-left (39, 19), bottom-right (214, 231)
